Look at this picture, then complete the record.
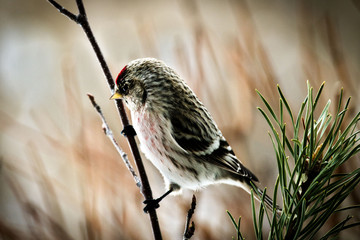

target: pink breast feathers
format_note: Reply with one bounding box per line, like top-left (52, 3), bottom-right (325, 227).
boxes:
top-left (135, 111), bottom-right (160, 149)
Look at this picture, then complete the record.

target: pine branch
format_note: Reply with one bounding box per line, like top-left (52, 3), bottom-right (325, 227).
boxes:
top-left (228, 82), bottom-right (360, 239)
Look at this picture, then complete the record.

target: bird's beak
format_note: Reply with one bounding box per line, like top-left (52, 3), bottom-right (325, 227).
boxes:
top-left (110, 91), bottom-right (123, 100)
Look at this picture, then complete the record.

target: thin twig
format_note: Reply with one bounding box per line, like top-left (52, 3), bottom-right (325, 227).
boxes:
top-left (48, 0), bottom-right (77, 21)
top-left (183, 195), bottom-right (196, 240)
top-left (87, 94), bottom-right (141, 188)
top-left (46, 1), bottom-right (162, 239)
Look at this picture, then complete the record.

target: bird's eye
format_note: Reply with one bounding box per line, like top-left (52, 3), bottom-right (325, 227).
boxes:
top-left (121, 83), bottom-right (129, 93)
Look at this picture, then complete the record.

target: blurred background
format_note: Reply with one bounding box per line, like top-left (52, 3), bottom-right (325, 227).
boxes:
top-left (0, 0), bottom-right (359, 239)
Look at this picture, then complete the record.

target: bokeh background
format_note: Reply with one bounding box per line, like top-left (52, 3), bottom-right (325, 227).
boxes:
top-left (1, 0), bottom-right (359, 239)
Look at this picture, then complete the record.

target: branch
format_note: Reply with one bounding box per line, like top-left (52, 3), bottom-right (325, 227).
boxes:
top-left (47, 0), bottom-right (77, 21)
top-left (183, 195), bottom-right (196, 240)
top-left (87, 94), bottom-right (141, 188)
top-left (47, 1), bottom-right (162, 239)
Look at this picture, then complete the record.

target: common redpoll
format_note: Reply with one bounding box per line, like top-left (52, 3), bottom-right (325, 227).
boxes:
top-left (111, 58), bottom-right (276, 212)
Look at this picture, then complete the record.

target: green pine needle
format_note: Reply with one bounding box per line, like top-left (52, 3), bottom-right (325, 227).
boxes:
top-left (228, 82), bottom-right (360, 239)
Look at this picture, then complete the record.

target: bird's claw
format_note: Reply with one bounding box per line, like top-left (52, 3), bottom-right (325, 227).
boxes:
top-left (121, 125), bottom-right (137, 137)
top-left (143, 199), bottom-right (160, 213)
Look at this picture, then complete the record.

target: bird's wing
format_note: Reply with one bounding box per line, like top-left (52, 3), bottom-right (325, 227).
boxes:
top-left (170, 110), bottom-right (258, 181)
top-left (170, 110), bottom-right (219, 154)
top-left (201, 137), bottom-right (259, 181)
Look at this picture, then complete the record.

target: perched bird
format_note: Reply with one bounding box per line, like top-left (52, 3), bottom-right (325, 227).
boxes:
top-left (110, 58), bottom-right (276, 213)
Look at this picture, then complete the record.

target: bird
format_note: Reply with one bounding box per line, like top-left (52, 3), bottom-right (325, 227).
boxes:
top-left (110, 58), bottom-right (277, 213)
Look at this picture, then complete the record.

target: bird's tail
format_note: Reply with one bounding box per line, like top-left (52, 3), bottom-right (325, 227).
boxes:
top-left (249, 181), bottom-right (282, 215)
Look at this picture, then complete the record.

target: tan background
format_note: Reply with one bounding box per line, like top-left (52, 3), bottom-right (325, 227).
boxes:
top-left (1, 0), bottom-right (359, 239)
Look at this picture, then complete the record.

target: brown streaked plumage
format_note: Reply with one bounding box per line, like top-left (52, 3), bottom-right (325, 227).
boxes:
top-left (111, 58), bottom-right (277, 212)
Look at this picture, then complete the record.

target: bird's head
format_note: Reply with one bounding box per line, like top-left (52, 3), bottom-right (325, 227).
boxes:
top-left (110, 58), bottom-right (185, 112)
top-left (110, 58), bottom-right (154, 111)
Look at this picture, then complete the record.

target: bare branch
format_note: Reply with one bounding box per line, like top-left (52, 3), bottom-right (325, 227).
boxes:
top-left (75, 0), bottom-right (86, 16)
top-left (47, 0), bottom-right (77, 22)
top-left (47, 1), bottom-right (163, 239)
top-left (87, 94), bottom-right (141, 188)
top-left (183, 195), bottom-right (196, 240)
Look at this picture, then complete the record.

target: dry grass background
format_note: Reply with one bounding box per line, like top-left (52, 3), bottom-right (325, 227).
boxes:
top-left (0, 0), bottom-right (359, 239)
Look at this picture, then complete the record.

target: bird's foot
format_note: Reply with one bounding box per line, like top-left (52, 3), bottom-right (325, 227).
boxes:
top-left (143, 198), bottom-right (161, 213)
top-left (142, 188), bottom-right (174, 213)
top-left (143, 198), bottom-right (162, 213)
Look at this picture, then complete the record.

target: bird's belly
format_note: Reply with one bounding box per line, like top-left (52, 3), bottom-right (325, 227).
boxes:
top-left (132, 111), bottom-right (218, 190)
